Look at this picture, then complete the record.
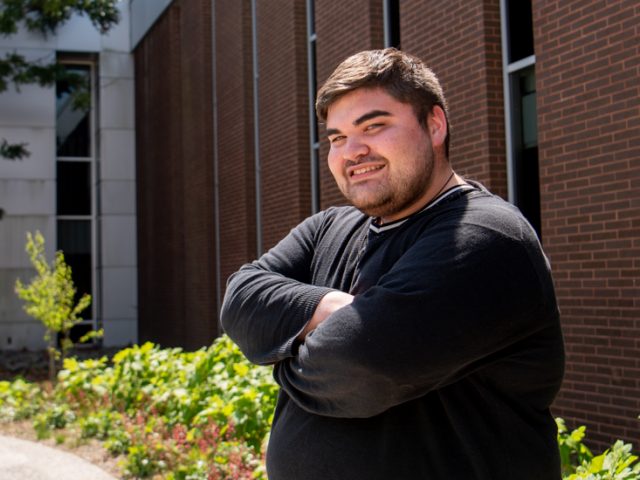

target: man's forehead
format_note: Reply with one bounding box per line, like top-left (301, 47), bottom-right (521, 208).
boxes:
top-left (325, 88), bottom-right (402, 126)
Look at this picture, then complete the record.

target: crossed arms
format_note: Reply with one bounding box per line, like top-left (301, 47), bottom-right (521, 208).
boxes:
top-left (221, 208), bottom-right (552, 418)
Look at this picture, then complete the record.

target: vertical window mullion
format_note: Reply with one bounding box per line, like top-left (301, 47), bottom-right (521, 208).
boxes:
top-left (307, 0), bottom-right (320, 213)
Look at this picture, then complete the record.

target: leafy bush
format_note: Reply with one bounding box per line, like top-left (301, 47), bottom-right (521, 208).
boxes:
top-left (557, 418), bottom-right (640, 480)
top-left (33, 404), bottom-right (76, 439)
top-left (23, 335), bottom-right (277, 478)
top-left (558, 417), bottom-right (594, 476)
top-left (56, 336), bottom-right (277, 450)
top-left (2, 337), bottom-right (636, 479)
top-left (0, 378), bottom-right (42, 421)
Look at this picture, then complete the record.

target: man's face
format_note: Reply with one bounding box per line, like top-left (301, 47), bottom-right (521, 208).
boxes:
top-left (326, 87), bottom-right (437, 223)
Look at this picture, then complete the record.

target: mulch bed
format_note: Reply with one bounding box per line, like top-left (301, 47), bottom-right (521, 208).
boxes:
top-left (0, 346), bottom-right (122, 382)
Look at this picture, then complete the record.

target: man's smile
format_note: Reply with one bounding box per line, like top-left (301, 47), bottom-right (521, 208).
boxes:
top-left (347, 163), bottom-right (385, 179)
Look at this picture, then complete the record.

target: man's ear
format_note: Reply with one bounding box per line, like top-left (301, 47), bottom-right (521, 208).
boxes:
top-left (426, 105), bottom-right (447, 149)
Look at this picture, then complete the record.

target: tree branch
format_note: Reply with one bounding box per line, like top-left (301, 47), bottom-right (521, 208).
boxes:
top-left (1, 138), bottom-right (30, 160)
top-left (0, 0), bottom-right (120, 36)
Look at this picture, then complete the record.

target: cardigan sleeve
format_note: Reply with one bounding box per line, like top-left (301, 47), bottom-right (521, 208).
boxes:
top-left (220, 211), bottom-right (335, 365)
top-left (273, 217), bottom-right (559, 418)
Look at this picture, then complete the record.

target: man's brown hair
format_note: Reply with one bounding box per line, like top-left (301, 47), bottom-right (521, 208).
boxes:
top-left (316, 48), bottom-right (451, 157)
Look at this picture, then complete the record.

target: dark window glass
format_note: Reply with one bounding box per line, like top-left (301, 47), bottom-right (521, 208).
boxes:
top-left (515, 146), bottom-right (541, 237)
top-left (57, 161), bottom-right (91, 215)
top-left (506, 0), bottom-right (534, 62)
top-left (65, 323), bottom-right (94, 345)
top-left (520, 71), bottom-right (538, 149)
top-left (56, 65), bottom-right (91, 157)
top-left (510, 66), bottom-right (541, 238)
top-left (57, 220), bottom-right (92, 317)
top-left (388, 0), bottom-right (401, 49)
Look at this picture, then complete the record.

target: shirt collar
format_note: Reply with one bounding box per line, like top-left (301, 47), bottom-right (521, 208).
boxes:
top-left (369, 184), bottom-right (475, 234)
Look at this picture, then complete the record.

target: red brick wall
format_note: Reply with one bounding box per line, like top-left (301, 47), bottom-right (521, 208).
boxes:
top-left (134, 0), bottom-right (217, 349)
top-left (214, 0), bottom-right (258, 284)
top-left (256, 0), bottom-right (312, 250)
top-left (402, 0), bottom-right (508, 199)
top-left (132, 0), bottom-right (639, 448)
top-left (315, 0), bottom-right (385, 209)
top-left (534, 0), bottom-right (640, 449)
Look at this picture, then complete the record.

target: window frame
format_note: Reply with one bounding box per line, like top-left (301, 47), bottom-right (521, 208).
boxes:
top-left (55, 56), bottom-right (100, 342)
top-left (501, 0), bottom-right (536, 205)
top-left (500, 0), bottom-right (542, 238)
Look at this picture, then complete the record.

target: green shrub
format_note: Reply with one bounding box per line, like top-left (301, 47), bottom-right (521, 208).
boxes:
top-left (33, 404), bottom-right (76, 439)
top-left (557, 418), bottom-right (639, 480)
top-left (558, 417), bottom-right (594, 476)
top-left (56, 336), bottom-right (278, 450)
top-left (567, 440), bottom-right (640, 480)
top-left (0, 378), bottom-right (43, 421)
top-left (56, 335), bottom-right (276, 477)
top-left (79, 410), bottom-right (122, 440)
top-left (5, 337), bottom-right (636, 480)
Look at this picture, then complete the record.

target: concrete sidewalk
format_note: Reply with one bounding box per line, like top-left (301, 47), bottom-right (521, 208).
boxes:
top-left (0, 435), bottom-right (118, 480)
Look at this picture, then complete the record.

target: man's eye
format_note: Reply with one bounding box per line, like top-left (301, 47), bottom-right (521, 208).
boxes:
top-left (329, 136), bottom-right (345, 144)
top-left (365, 123), bottom-right (383, 132)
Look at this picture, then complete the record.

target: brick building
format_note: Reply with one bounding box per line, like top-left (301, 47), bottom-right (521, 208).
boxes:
top-left (132, 0), bottom-right (639, 449)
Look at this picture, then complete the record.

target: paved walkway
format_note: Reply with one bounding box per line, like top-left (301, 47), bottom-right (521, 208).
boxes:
top-left (0, 435), bottom-right (118, 480)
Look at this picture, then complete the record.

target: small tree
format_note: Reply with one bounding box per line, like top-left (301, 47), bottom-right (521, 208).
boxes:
top-left (14, 231), bottom-right (99, 382)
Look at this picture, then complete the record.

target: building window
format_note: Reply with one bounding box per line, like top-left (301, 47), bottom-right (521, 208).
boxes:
top-left (500, 0), bottom-right (541, 237)
top-left (383, 0), bottom-right (401, 49)
top-left (55, 59), bottom-right (98, 343)
top-left (307, 0), bottom-right (320, 213)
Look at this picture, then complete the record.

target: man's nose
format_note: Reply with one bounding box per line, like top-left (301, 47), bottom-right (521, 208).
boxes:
top-left (343, 137), bottom-right (370, 162)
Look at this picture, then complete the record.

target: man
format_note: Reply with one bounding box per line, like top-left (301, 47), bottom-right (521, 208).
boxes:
top-left (221, 48), bottom-right (564, 479)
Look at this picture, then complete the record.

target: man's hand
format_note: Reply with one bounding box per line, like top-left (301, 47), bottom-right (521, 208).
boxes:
top-left (297, 290), bottom-right (354, 341)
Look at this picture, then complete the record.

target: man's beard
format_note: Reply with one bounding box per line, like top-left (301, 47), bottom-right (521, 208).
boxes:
top-left (343, 148), bottom-right (435, 221)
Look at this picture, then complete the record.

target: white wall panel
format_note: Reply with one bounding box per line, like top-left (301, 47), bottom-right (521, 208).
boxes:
top-left (100, 180), bottom-right (136, 215)
top-left (100, 51), bottom-right (134, 79)
top-left (101, 266), bottom-right (137, 320)
top-left (100, 215), bottom-right (137, 267)
top-left (0, 83), bottom-right (54, 127)
top-left (0, 321), bottom-right (47, 350)
top-left (102, 318), bottom-right (137, 347)
top-left (0, 179), bottom-right (55, 215)
top-left (101, 2), bottom-right (132, 53)
top-left (55, 15), bottom-right (101, 52)
top-left (99, 78), bottom-right (135, 129)
top-left (0, 127), bottom-right (55, 179)
top-left (0, 48), bottom-right (56, 128)
top-left (99, 129), bottom-right (135, 180)
top-left (0, 216), bottom-right (55, 269)
top-left (0, 268), bottom-right (33, 323)
top-left (0, 28), bottom-right (53, 50)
